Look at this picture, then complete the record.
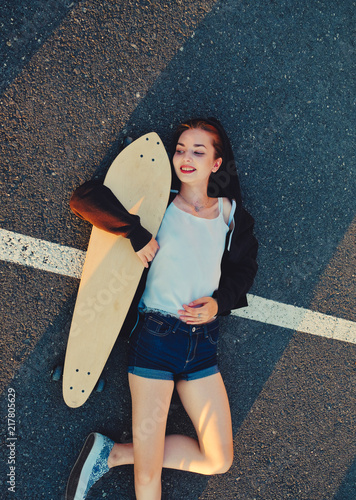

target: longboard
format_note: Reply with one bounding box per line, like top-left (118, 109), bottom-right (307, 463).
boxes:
top-left (63, 133), bottom-right (171, 407)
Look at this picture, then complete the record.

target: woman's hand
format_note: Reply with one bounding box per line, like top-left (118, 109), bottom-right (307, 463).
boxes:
top-left (136, 237), bottom-right (159, 268)
top-left (178, 297), bottom-right (218, 324)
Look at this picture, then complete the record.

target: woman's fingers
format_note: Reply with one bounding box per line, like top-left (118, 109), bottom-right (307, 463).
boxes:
top-left (136, 237), bottom-right (159, 268)
top-left (178, 297), bottom-right (218, 324)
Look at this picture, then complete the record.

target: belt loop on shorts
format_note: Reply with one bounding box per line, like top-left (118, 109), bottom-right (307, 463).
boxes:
top-left (203, 324), bottom-right (209, 339)
top-left (172, 319), bottom-right (181, 334)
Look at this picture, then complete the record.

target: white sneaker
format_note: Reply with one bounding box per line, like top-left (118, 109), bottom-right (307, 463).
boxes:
top-left (66, 433), bottom-right (114, 500)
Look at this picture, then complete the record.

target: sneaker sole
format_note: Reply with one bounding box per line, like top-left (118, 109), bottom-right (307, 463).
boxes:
top-left (65, 433), bottom-right (96, 500)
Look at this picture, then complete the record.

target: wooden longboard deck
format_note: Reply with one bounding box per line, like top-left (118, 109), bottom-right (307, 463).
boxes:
top-left (63, 133), bottom-right (171, 407)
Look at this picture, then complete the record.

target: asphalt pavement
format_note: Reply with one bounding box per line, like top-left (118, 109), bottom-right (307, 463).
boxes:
top-left (0, 0), bottom-right (355, 499)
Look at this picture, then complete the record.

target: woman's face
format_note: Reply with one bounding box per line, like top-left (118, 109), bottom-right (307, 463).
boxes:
top-left (173, 128), bottom-right (222, 187)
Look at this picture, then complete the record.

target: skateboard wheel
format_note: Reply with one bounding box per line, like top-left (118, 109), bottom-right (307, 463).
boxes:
top-left (123, 136), bottom-right (133, 148)
top-left (95, 378), bottom-right (106, 393)
top-left (51, 365), bottom-right (63, 382)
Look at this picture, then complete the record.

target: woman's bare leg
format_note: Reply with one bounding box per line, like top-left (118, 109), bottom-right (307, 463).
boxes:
top-left (108, 372), bottom-right (233, 479)
top-left (163, 372), bottom-right (233, 474)
top-left (128, 374), bottom-right (174, 500)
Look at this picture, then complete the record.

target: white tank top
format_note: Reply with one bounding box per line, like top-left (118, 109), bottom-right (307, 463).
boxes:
top-left (139, 197), bottom-right (231, 317)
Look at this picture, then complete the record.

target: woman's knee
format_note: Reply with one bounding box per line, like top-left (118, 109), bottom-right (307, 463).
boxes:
top-left (207, 448), bottom-right (234, 474)
top-left (134, 465), bottom-right (161, 487)
top-left (216, 453), bottom-right (234, 474)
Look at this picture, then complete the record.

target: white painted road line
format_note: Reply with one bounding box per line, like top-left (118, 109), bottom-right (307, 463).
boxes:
top-left (1, 227), bottom-right (356, 344)
top-left (234, 294), bottom-right (356, 345)
top-left (0, 228), bottom-right (85, 279)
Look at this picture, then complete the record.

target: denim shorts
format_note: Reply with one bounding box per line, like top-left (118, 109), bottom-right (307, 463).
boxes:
top-left (128, 312), bottom-right (220, 381)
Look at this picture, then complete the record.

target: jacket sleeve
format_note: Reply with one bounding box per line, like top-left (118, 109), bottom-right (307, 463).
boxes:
top-left (213, 207), bottom-right (258, 315)
top-left (69, 179), bottom-right (152, 252)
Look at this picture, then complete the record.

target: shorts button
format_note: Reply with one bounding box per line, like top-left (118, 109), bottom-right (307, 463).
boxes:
top-left (192, 327), bottom-right (196, 332)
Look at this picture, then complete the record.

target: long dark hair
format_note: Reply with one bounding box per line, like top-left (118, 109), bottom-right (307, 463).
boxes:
top-left (170, 117), bottom-right (242, 213)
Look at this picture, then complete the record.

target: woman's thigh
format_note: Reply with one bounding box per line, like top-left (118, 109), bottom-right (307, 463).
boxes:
top-left (176, 373), bottom-right (233, 471)
top-left (129, 374), bottom-right (174, 475)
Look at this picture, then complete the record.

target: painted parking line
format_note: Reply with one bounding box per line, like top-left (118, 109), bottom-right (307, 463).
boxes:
top-left (232, 294), bottom-right (356, 345)
top-left (0, 228), bottom-right (85, 279)
top-left (1, 227), bottom-right (355, 345)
